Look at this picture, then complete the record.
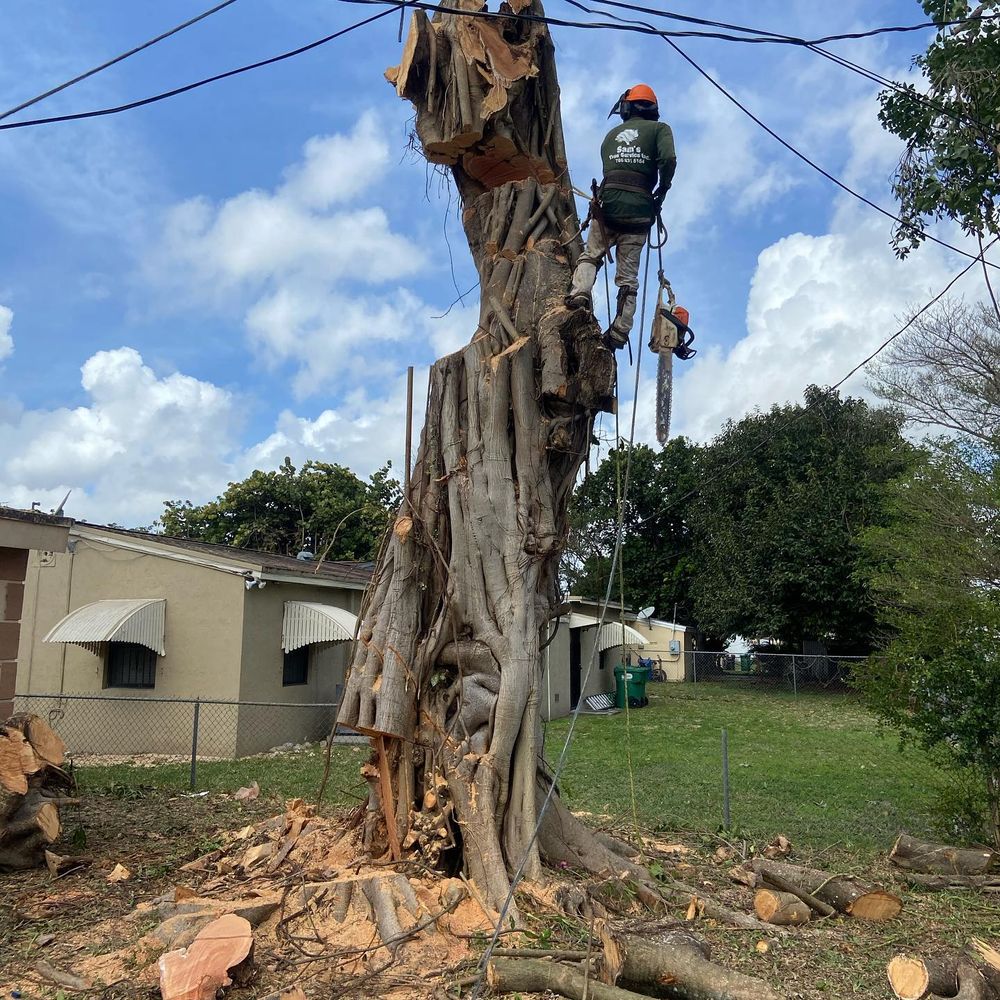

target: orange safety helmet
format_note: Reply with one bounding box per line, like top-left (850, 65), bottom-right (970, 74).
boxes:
top-left (626, 83), bottom-right (658, 105)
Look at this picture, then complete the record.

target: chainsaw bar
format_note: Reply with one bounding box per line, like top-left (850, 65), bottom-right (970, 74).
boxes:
top-left (656, 347), bottom-right (673, 444)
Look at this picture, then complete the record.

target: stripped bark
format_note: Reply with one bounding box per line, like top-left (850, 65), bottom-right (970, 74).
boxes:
top-left (337, 0), bottom-right (617, 913)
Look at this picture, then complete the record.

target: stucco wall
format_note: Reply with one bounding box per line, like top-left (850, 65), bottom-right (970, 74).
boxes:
top-left (607, 620), bottom-right (688, 682)
top-left (234, 581), bottom-right (363, 755)
top-left (17, 538), bottom-right (248, 755)
top-left (541, 622), bottom-right (569, 721)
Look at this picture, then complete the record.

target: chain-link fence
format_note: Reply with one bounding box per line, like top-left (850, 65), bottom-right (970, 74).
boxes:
top-left (682, 650), bottom-right (865, 693)
top-left (13, 693), bottom-right (354, 788)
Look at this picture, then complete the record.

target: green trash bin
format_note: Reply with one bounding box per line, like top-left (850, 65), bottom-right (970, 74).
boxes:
top-left (613, 664), bottom-right (651, 709)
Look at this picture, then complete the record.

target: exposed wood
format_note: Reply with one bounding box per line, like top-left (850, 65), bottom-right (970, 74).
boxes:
top-left (338, 0), bottom-right (620, 914)
top-left (754, 889), bottom-right (812, 926)
top-left (756, 865), bottom-right (835, 918)
top-left (886, 943), bottom-right (1000, 1000)
top-left (751, 858), bottom-right (901, 921)
top-left (157, 913), bottom-right (254, 1000)
top-left (890, 833), bottom-right (996, 876)
top-left (608, 930), bottom-right (785, 1000)
top-left (1, 715), bottom-right (74, 871)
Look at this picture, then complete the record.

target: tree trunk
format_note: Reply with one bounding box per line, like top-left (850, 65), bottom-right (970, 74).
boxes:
top-left (0, 714), bottom-right (75, 871)
top-left (337, 1), bottom-right (618, 912)
top-left (890, 833), bottom-right (997, 876)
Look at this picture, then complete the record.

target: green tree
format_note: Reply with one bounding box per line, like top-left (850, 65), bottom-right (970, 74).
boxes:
top-left (689, 387), bottom-right (915, 651)
top-left (879, 0), bottom-right (1000, 256)
top-left (565, 438), bottom-right (704, 631)
top-left (857, 442), bottom-right (1000, 843)
top-left (159, 457), bottom-right (400, 561)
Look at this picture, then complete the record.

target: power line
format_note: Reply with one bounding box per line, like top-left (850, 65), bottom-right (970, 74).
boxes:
top-left (575, 0), bottom-right (1000, 142)
top-left (632, 237), bottom-right (999, 530)
top-left (0, 0), bottom-right (240, 123)
top-left (0, 6), bottom-right (400, 131)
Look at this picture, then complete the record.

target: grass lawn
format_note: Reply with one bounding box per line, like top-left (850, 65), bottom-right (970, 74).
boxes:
top-left (545, 683), bottom-right (943, 856)
top-left (75, 684), bottom-right (945, 857)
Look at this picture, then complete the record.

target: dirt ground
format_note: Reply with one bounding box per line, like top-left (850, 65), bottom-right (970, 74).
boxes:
top-left (2, 787), bottom-right (999, 999)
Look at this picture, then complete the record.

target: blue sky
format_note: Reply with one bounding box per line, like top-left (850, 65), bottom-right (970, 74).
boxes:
top-left (0, 0), bottom-right (990, 524)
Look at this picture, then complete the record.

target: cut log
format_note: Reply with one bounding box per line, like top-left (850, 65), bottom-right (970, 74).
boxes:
top-left (754, 889), bottom-right (811, 926)
top-left (489, 958), bottom-right (651, 1000)
top-left (1, 715), bottom-right (74, 871)
top-left (158, 913), bottom-right (254, 1000)
top-left (756, 866), bottom-right (835, 918)
top-left (890, 833), bottom-right (996, 876)
top-left (606, 931), bottom-right (785, 1000)
top-left (887, 943), bottom-right (1000, 1000)
top-left (751, 858), bottom-right (901, 921)
top-left (887, 954), bottom-right (960, 999)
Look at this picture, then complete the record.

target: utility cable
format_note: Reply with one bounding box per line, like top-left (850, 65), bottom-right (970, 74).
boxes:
top-left (0, 6), bottom-right (400, 131)
top-left (575, 0), bottom-right (1000, 142)
top-left (633, 236), bottom-right (999, 531)
top-left (0, 0), bottom-right (240, 123)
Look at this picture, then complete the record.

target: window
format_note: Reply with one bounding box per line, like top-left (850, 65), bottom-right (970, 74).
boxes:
top-left (106, 642), bottom-right (157, 688)
top-left (283, 646), bottom-right (309, 686)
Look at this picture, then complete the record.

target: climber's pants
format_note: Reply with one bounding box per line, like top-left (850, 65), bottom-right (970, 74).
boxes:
top-left (569, 227), bottom-right (647, 335)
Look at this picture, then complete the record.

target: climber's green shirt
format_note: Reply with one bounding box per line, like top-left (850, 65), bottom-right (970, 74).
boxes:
top-left (599, 117), bottom-right (676, 233)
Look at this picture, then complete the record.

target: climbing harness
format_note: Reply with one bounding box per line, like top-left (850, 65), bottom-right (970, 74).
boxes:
top-left (647, 215), bottom-right (697, 443)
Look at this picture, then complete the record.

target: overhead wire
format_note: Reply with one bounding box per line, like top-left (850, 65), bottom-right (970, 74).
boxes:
top-left (0, 0), bottom-right (241, 123)
top-left (633, 236), bottom-right (1000, 532)
top-left (0, 5), bottom-right (401, 131)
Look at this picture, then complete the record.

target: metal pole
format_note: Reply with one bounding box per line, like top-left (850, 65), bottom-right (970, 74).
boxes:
top-left (692, 651), bottom-right (698, 684)
top-left (792, 655), bottom-right (798, 697)
top-left (721, 727), bottom-right (731, 830)
top-left (404, 365), bottom-right (414, 496)
top-left (189, 698), bottom-right (201, 791)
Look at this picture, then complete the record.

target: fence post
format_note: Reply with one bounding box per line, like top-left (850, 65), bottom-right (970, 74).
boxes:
top-left (189, 698), bottom-right (201, 791)
top-left (792, 656), bottom-right (798, 697)
top-left (692, 651), bottom-right (698, 685)
top-left (721, 727), bottom-right (731, 830)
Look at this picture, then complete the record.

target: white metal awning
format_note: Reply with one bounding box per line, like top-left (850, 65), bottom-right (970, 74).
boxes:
top-left (282, 602), bottom-right (358, 652)
top-left (596, 621), bottom-right (649, 652)
top-left (43, 598), bottom-right (166, 655)
top-left (567, 613), bottom-right (599, 629)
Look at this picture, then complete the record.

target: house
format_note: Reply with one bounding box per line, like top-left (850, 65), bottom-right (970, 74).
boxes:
top-left (15, 522), bottom-right (371, 757)
top-left (541, 596), bottom-right (687, 720)
top-left (0, 506), bottom-right (73, 718)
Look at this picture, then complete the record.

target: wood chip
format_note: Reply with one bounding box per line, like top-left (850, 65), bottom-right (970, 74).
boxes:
top-left (108, 863), bottom-right (131, 882)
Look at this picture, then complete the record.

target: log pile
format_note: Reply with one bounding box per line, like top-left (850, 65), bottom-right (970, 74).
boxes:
top-left (750, 857), bottom-right (902, 922)
top-left (0, 713), bottom-right (75, 870)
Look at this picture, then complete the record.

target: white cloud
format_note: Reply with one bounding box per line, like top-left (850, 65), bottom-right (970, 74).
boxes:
top-left (147, 112), bottom-right (427, 395)
top-left (0, 306), bottom-right (12, 362)
top-left (0, 348), bottom-right (240, 525)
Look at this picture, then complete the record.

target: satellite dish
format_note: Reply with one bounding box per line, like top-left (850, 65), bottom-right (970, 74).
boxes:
top-left (637, 606), bottom-right (655, 620)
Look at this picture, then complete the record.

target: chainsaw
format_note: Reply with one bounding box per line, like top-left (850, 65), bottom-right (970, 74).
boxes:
top-left (648, 274), bottom-right (696, 443)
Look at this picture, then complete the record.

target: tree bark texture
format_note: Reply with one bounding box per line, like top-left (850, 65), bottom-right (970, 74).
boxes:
top-left (890, 833), bottom-right (997, 876)
top-left (750, 858), bottom-right (902, 921)
top-left (337, 0), bottom-right (617, 911)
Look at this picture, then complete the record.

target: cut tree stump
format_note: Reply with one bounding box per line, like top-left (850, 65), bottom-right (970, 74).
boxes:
top-left (754, 889), bottom-right (812, 926)
top-left (890, 833), bottom-right (997, 876)
top-left (157, 913), bottom-right (254, 1000)
top-left (600, 929), bottom-right (786, 1000)
top-left (887, 944), bottom-right (1000, 1000)
top-left (751, 858), bottom-right (901, 921)
top-left (0, 714), bottom-right (74, 871)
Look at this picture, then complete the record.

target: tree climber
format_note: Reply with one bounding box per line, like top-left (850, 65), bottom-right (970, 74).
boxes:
top-left (565, 84), bottom-right (677, 350)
